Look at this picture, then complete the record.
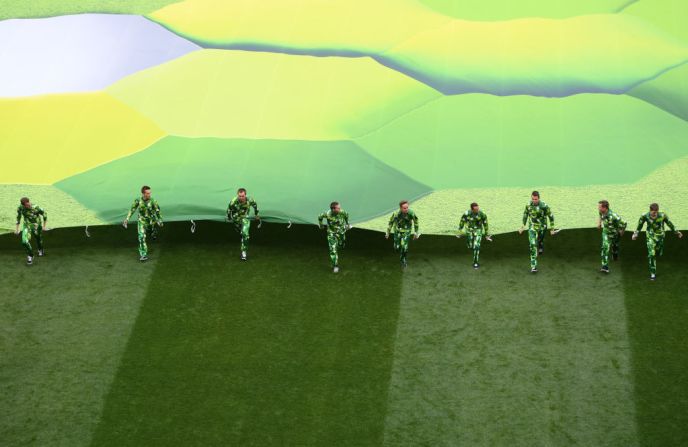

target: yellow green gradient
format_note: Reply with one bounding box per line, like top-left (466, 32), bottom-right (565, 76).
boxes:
top-left (106, 50), bottom-right (440, 140)
top-left (0, 94), bottom-right (164, 184)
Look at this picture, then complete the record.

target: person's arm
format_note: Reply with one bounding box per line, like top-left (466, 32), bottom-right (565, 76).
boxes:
top-left (124, 199), bottom-right (138, 225)
top-left (251, 198), bottom-right (259, 219)
top-left (547, 205), bottom-right (555, 227)
top-left (412, 212), bottom-right (419, 236)
top-left (522, 205), bottom-right (529, 226)
top-left (482, 212), bottom-right (489, 236)
top-left (38, 206), bottom-right (47, 229)
top-left (386, 212), bottom-right (395, 238)
top-left (664, 214), bottom-right (682, 237)
top-left (15, 207), bottom-right (21, 235)
top-left (226, 198), bottom-right (236, 221)
top-left (343, 210), bottom-right (350, 228)
top-left (153, 200), bottom-right (163, 226)
top-left (617, 214), bottom-right (627, 234)
top-left (317, 212), bottom-right (326, 229)
top-left (632, 215), bottom-right (645, 240)
top-left (458, 213), bottom-right (467, 232)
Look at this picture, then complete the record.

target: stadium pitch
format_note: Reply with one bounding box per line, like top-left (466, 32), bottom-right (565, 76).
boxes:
top-left (1, 222), bottom-right (687, 446)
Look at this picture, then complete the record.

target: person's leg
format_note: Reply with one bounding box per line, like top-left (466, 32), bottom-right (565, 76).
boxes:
top-left (137, 221), bottom-right (148, 258)
top-left (34, 225), bottom-right (44, 252)
top-left (528, 228), bottom-right (538, 269)
top-left (472, 231), bottom-right (483, 264)
top-left (327, 233), bottom-right (338, 268)
top-left (399, 232), bottom-right (411, 264)
top-left (611, 233), bottom-right (620, 260)
top-left (601, 231), bottom-right (611, 267)
top-left (21, 226), bottom-right (34, 257)
top-left (240, 218), bottom-right (251, 252)
top-left (538, 228), bottom-right (546, 253)
top-left (338, 232), bottom-right (346, 250)
top-left (646, 236), bottom-right (657, 275)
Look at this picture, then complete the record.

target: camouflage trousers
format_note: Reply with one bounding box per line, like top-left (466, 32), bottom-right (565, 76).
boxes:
top-left (527, 228), bottom-right (546, 269)
top-left (600, 230), bottom-right (621, 267)
top-left (466, 230), bottom-right (484, 263)
top-left (326, 231), bottom-right (346, 267)
top-left (645, 234), bottom-right (665, 275)
top-left (21, 224), bottom-right (43, 257)
top-left (231, 218), bottom-right (251, 252)
top-left (394, 231), bottom-right (413, 263)
top-left (137, 221), bottom-right (158, 257)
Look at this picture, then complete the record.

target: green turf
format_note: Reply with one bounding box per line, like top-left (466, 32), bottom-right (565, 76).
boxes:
top-left (89, 223), bottom-right (404, 446)
top-left (619, 233), bottom-right (688, 446)
top-left (384, 231), bottom-right (637, 445)
top-left (0, 226), bottom-right (156, 446)
top-left (1, 223), bottom-right (687, 445)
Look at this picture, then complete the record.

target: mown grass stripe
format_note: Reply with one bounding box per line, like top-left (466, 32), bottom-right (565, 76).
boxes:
top-left (383, 231), bottom-right (638, 446)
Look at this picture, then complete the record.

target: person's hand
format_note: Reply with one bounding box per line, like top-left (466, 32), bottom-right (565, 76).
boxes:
top-left (158, 221), bottom-right (164, 227)
top-left (318, 225), bottom-right (324, 230)
top-left (486, 235), bottom-right (493, 242)
top-left (122, 219), bottom-right (128, 229)
top-left (518, 226), bottom-right (524, 235)
top-left (42, 224), bottom-right (47, 231)
top-left (14, 226), bottom-right (20, 236)
top-left (677, 231), bottom-right (684, 239)
top-left (413, 233), bottom-right (419, 240)
top-left (632, 232), bottom-right (638, 241)
top-left (385, 232), bottom-right (389, 239)
top-left (455, 232), bottom-right (463, 239)
top-left (256, 215), bottom-right (261, 221)
top-left (550, 229), bottom-right (557, 236)
top-left (597, 220), bottom-right (602, 230)
top-left (619, 229), bottom-right (625, 237)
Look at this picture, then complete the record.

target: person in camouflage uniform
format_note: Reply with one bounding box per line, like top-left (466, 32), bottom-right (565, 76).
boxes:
top-left (317, 201), bottom-right (350, 273)
top-left (597, 200), bottom-right (627, 273)
top-left (226, 188), bottom-right (260, 261)
top-left (632, 203), bottom-right (682, 280)
top-left (15, 197), bottom-right (47, 265)
top-left (519, 191), bottom-right (556, 273)
top-left (458, 202), bottom-right (492, 269)
top-left (123, 185), bottom-right (162, 262)
top-left (386, 200), bottom-right (419, 268)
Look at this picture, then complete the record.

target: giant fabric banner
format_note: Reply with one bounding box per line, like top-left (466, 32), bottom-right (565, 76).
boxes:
top-left (1, 0), bottom-right (687, 234)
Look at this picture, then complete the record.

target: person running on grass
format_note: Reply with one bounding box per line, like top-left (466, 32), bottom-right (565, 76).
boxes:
top-left (317, 201), bottom-right (350, 273)
top-left (386, 200), bottom-right (419, 268)
top-left (519, 190), bottom-right (557, 273)
top-left (457, 202), bottom-right (492, 269)
top-left (15, 197), bottom-right (47, 265)
top-left (226, 188), bottom-right (260, 261)
top-left (632, 203), bottom-right (682, 281)
top-left (123, 185), bottom-right (162, 262)
top-left (597, 200), bottom-right (626, 274)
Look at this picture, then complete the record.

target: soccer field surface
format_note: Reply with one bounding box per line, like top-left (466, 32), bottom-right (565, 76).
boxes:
top-left (2, 222), bottom-right (687, 446)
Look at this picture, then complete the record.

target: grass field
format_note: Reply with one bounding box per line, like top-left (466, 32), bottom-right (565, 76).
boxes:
top-left (1, 222), bottom-right (687, 446)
